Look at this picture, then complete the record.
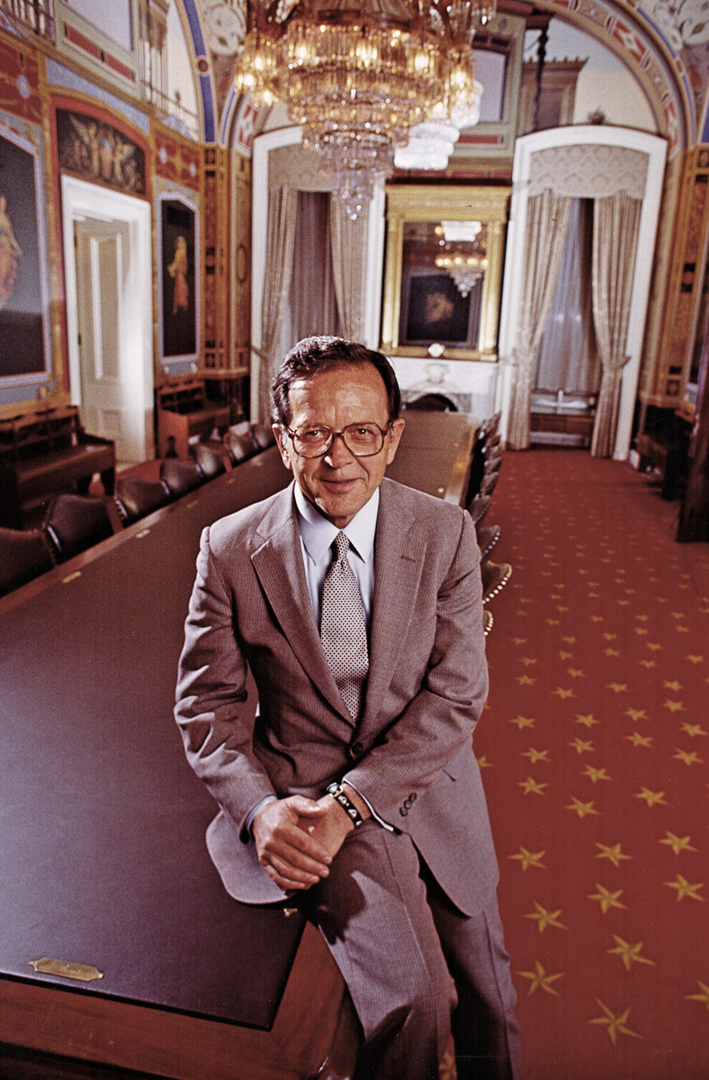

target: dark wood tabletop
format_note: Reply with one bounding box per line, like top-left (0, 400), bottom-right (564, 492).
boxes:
top-left (0, 412), bottom-right (476, 1079)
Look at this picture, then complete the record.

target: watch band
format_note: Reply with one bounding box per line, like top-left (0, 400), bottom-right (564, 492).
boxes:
top-left (326, 782), bottom-right (364, 827)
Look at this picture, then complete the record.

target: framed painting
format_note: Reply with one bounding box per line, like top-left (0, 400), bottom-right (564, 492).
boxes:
top-left (159, 195), bottom-right (198, 363)
top-left (0, 125), bottom-right (50, 384)
top-left (401, 269), bottom-right (483, 348)
top-left (380, 184), bottom-right (511, 362)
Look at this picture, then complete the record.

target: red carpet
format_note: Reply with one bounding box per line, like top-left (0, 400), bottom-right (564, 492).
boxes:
top-left (476, 448), bottom-right (709, 1080)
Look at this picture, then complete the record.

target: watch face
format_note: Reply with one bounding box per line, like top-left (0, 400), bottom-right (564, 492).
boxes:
top-left (204, 1), bottom-right (246, 56)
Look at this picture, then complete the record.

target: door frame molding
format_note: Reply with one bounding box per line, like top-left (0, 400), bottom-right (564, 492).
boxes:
top-left (61, 174), bottom-right (153, 461)
top-left (497, 125), bottom-right (667, 459)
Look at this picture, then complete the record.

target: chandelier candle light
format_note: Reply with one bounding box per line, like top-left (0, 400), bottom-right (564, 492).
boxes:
top-left (234, 0), bottom-right (496, 218)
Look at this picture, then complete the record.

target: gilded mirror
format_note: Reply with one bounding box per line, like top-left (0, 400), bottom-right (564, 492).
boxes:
top-left (381, 185), bottom-right (511, 361)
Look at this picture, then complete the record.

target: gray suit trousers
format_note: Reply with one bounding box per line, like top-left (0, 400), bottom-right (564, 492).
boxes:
top-left (307, 822), bottom-right (521, 1080)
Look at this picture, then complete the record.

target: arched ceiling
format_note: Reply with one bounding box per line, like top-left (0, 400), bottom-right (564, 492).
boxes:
top-left (180, 0), bottom-right (709, 153)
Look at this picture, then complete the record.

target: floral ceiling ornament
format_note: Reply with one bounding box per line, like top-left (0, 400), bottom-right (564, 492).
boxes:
top-left (233, 0), bottom-right (496, 218)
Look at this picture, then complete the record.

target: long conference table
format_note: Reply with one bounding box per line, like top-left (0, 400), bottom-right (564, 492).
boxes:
top-left (0, 411), bottom-right (475, 1080)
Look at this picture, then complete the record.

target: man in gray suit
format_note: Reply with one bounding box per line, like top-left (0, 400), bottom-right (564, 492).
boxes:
top-left (175, 337), bottom-right (520, 1080)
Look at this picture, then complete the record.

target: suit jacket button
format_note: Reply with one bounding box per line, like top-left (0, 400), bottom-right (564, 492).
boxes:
top-left (351, 741), bottom-right (364, 756)
top-left (400, 806), bottom-right (409, 817)
top-left (409, 793), bottom-right (417, 802)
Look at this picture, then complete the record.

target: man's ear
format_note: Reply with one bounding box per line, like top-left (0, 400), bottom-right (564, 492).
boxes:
top-left (385, 418), bottom-right (406, 465)
top-left (273, 424), bottom-right (293, 470)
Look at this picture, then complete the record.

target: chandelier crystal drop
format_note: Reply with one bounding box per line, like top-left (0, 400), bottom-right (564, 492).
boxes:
top-left (234, 0), bottom-right (496, 218)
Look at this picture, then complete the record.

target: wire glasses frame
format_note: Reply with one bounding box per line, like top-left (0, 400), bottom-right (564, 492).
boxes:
top-left (284, 422), bottom-right (393, 459)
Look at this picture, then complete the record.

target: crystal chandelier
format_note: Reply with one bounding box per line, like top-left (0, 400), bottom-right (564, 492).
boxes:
top-left (435, 221), bottom-right (487, 295)
top-left (394, 77), bottom-right (483, 171)
top-left (234, 0), bottom-right (496, 219)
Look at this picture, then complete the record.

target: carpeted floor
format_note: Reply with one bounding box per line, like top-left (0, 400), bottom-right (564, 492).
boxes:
top-left (476, 447), bottom-right (709, 1080)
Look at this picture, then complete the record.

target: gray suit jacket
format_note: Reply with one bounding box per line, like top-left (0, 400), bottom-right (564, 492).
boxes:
top-left (175, 477), bottom-right (499, 916)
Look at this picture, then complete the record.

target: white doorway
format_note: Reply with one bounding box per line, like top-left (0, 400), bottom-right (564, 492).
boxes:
top-left (62, 175), bottom-right (153, 464)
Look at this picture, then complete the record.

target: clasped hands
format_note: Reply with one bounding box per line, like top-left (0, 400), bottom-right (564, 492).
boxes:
top-left (252, 784), bottom-right (369, 893)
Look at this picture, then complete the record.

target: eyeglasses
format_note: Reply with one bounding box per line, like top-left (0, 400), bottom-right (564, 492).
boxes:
top-left (284, 422), bottom-right (392, 459)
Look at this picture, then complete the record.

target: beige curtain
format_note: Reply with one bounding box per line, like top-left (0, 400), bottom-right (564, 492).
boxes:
top-left (330, 196), bottom-right (368, 341)
top-left (507, 189), bottom-right (573, 449)
top-left (590, 192), bottom-right (642, 457)
top-left (291, 191), bottom-right (340, 342)
top-left (259, 184), bottom-right (298, 421)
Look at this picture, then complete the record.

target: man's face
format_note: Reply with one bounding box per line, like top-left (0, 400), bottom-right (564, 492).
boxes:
top-left (274, 362), bottom-right (405, 528)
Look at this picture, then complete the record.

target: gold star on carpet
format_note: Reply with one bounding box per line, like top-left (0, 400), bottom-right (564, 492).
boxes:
top-left (567, 797), bottom-right (601, 818)
top-left (686, 655), bottom-right (704, 664)
top-left (627, 732), bottom-right (653, 748)
top-left (512, 638), bottom-right (527, 645)
top-left (635, 614), bottom-right (649, 622)
top-left (616, 600), bottom-right (630, 607)
top-left (607, 682), bottom-right (628, 694)
top-left (659, 832), bottom-right (697, 855)
top-left (517, 675), bottom-right (537, 686)
top-left (634, 627), bottom-right (649, 635)
top-left (524, 747), bottom-right (550, 764)
top-left (559, 650), bottom-right (574, 660)
top-left (517, 960), bottom-right (564, 996)
top-left (603, 633), bottom-right (618, 641)
top-left (686, 982), bottom-right (709, 1010)
top-left (520, 657), bottom-right (538, 666)
top-left (584, 765), bottom-right (612, 783)
top-left (588, 884), bottom-right (627, 913)
top-left (575, 714), bottom-right (599, 728)
top-left (553, 687), bottom-right (575, 699)
top-left (476, 755), bottom-right (492, 768)
top-left (608, 936), bottom-right (654, 971)
top-left (519, 776), bottom-right (549, 796)
top-left (664, 875), bottom-right (706, 901)
top-left (547, 619), bottom-right (561, 626)
top-left (671, 612), bottom-right (685, 620)
top-left (569, 738), bottom-right (594, 754)
top-left (646, 642), bottom-right (663, 651)
top-left (664, 679), bottom-right (683, 691)
top-left (525, 902), bottom-right (567, 933)
top-left (563, 636), bottom-right (577, 643)
top-left (681, 722), bottom-right (707, 737)
top-left (674, 748), bottom-right (703, 766)
top-left (625, 707), bottom-right (647, 721)
top-left (604, 648), bottom-right (621, 656)
top-left (567, 668), bottom-right (587, 678)
top-left (509, 847), bottom-right (546, 871)
top-left (635, 788), bottom-right (668, 806)
top-left (510, 715), bottom-right (535, 730)
top-left (639, 659), bottom-right (657, 669)
top-left (589, 1001), bottom-right (642, 1044)
top-left (595, 843), bottom-right (631, 867)
top-left (590, 615), bottom-right (605, 621)
top-left (663, 699), bottom-right (686, 713)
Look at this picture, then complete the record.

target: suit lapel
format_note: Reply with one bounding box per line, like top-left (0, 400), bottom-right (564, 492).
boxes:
top-left (250, 485), bottom-right (354, 724)
top-left (362, 480), bottom-right (425, 730)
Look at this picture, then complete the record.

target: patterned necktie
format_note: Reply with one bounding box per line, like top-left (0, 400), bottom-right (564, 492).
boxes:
top-left (320, 532), bottom-right (369, 720)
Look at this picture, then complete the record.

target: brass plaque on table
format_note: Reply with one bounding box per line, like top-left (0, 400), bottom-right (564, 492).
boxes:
top-left (30, 957), bottom-right (104, 982)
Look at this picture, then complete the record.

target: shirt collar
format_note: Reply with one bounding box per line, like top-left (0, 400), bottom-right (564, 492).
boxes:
top-left (294, 483), bottom-right (379, 567)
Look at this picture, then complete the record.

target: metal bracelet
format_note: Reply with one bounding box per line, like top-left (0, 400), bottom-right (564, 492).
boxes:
top-left (325, 782), bottom-right (363, 827)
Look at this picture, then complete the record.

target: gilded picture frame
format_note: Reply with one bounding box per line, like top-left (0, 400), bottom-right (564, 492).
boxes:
top-left (381, 185), bottom-right (511, 362)
top-left (0, 123), bottom-right (51, 386)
